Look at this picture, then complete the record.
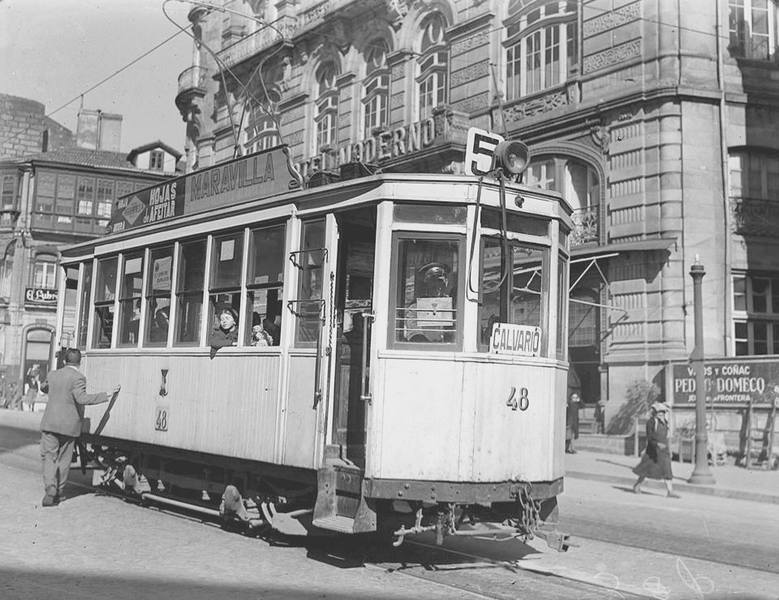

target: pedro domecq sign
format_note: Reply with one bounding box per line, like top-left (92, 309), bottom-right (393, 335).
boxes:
top-left (672, 360), bottom-right (779, 406)
top-left (108, 146), bottom-right (301, 234)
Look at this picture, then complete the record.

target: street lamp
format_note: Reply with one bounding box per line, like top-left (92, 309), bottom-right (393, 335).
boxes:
top-left (688, 258), bottom-right (715, 485)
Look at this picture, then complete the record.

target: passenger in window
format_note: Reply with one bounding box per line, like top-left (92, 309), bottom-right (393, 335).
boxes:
top-left (209, 306), bottom-right (238, 358)
top-left (251, 322), bottom-right (273, 346)
top-left (150, 306), bottom-right (170, 343)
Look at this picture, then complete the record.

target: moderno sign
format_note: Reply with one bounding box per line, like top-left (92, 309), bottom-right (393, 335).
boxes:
top-left (672, 360), bottom-right (779, 405)
top-left (490, 323), bottom-right (541, 357)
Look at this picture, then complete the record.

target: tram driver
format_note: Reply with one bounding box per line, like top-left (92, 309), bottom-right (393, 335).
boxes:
top-left (404, 262), bottom-right (456, 343)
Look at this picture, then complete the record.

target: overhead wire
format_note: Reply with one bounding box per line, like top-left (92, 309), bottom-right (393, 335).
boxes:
top-left (0, 29), bottom-right (187, 150)
top-left (163, 0), bottom-right (290, 158)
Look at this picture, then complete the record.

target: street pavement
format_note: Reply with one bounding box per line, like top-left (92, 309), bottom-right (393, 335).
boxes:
top-left (1, 409), bottom-right (777, 600)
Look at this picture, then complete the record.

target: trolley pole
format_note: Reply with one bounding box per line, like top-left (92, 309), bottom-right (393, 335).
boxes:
top-left (688, 259), bottom-right (715, 485)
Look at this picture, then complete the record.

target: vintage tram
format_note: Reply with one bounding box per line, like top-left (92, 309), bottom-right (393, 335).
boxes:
top-left (55, 145), bottom-right (573, 549)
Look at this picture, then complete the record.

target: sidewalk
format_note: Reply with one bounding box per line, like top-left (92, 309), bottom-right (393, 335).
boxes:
top-left (565, 448), bottom-right (779, 504)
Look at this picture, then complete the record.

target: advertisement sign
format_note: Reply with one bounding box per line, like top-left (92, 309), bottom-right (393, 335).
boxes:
top-left (109, 179), bottom-right (184, 233)
top-left (108, 146), bottom-right (302, 234)
top-left (672, 360), bottom-right (779, 405)
top-left (489, 322), bottom-right (541, 357)
top-left (25, 288), bottom-right (58, 306)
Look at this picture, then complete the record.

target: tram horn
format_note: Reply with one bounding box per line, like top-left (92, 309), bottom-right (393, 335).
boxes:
top-left (494, 139), bottom-right (531, 175)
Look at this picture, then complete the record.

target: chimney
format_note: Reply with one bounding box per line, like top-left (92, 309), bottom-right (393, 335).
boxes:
top-left (76, 108), bottom-right (122, 151)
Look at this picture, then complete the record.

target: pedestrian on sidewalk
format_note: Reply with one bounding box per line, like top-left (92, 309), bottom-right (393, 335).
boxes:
top-left (565, 392), bottom-right (581, 454)
top-left (632, 401), bottom-right (680, 498)
top-left (38, 348), bottom-right (120, 507)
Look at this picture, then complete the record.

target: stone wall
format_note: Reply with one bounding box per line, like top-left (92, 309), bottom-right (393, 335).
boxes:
top-left (0, 94), bottom-right (73, 159)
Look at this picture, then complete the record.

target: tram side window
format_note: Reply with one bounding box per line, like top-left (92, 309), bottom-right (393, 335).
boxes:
top-left (295, 220), bottom-right (326, 347)
top-left (93, 257), bottom-right (117, 349)
top-left (209, 231), bottom-right (243, 339)
top-left (246, 225), bottom-right (284, 346)
top-left (77, 262), bottom-right (93, 349)
top-left (175, 240), bottom-right (206, 345)
top-left (392, 235), bottom-right (461, 346)
top-left (478, 237), bottom-right (547, 349)
top-left (117, 254), bottom-right (143, 346)
top-left (144, 246), bottom-right (173, 346)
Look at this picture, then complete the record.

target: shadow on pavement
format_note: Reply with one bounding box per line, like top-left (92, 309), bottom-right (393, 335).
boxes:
top-left (0, 567), bottom-right (439, 600)
top-left (0, 425), bottom-right (39, 456)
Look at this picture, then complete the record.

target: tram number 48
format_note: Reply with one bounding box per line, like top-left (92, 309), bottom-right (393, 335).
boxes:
top-left (155, 407), bottom-right (169, 432)
top-left (506, 386), bottom-right (530, 412)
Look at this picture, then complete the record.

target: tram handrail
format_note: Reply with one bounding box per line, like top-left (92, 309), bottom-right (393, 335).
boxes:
top-left (360, 311), bottom-right (374, 404)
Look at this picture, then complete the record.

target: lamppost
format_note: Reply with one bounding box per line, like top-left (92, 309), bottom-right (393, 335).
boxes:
top-left (688, 259), bottom-right (715, 484)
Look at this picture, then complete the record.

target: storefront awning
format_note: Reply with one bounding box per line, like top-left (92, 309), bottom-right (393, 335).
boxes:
top-left (571, 237), bottom-right (677, 260)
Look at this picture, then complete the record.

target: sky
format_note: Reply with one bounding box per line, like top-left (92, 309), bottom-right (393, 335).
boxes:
top-left (0, 0), bottom-right (194, 154)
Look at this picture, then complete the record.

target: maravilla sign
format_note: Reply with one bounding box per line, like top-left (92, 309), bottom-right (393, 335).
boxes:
top-left (109, 146), bottom-right (301, 234)
top-left (672, 360), bottom-right (779, 405)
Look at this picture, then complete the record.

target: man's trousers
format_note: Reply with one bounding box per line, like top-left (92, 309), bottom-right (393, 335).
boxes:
top-left (40, 431), bottom-right (75, 498)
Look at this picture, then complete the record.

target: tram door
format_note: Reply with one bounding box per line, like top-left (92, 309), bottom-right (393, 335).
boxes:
top-left (331, 208), bottom-right (376, 468)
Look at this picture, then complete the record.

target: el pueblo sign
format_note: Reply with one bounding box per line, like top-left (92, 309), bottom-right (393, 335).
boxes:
top-left (672, 360), bottom-right (779, 406)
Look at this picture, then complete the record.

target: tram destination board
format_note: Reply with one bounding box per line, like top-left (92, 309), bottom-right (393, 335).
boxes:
top-left (108, 146), bottom-right (301, 234)
top-left (671, 359), bottom-right (779, 406)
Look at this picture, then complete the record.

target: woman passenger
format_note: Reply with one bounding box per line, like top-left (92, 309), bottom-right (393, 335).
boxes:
top-left (208, 307), bottom-right (239, 358)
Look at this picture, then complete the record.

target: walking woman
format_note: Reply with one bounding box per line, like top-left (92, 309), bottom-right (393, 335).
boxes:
top-left (632, 402), bottom-right (680, 498)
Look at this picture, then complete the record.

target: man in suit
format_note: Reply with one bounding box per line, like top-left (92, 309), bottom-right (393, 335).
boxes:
top-left (39, 348), bottom-right (120, 507)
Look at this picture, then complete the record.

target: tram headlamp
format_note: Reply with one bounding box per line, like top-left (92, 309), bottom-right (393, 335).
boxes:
top-left (494, 140), bottom-right (531, 175)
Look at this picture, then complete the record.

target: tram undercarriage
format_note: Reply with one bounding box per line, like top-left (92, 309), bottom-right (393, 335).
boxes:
top-left (81, 437), bottom-right (570, 551)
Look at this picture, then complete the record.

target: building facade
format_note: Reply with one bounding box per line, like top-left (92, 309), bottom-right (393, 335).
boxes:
top-left (0, 98), bottom-right (180, 394)
top-left (174, 0), bottom-right (779, 435)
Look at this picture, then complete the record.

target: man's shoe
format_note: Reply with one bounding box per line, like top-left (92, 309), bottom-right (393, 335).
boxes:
top-left (41, 494), bottom-right (57, 507)
top-left (667, 492), bottom-right (681, 499)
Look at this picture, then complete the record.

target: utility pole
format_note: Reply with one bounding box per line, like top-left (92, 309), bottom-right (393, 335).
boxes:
top-left (688, 259), bottom-right (715, 485)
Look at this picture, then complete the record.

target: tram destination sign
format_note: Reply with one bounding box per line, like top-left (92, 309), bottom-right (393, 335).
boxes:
top-left (108, 146), bottom-right (301, 234)
top-left (490, 323), bottom-right (541, 357)
top-left (671, 360), bottom-right (779, 405)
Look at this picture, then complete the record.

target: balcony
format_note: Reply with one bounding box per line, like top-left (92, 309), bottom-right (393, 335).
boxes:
top-left (217, 16), bottom-right (297, 70)
top-left (731, 197), bottom-right (779, 237)
top-left (177, 65), bottom-right (208, 96)
top-left (570, 206), bottom-right (600, 246)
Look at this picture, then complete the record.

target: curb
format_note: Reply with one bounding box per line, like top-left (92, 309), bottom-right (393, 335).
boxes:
top-left (565, 470), bottom-right (779, 505)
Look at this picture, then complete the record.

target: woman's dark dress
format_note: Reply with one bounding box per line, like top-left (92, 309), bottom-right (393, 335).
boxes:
top-left (633, 416), bottom-right (673, 480)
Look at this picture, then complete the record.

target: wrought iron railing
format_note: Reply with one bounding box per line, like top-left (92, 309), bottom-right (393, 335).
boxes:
top-left (730, 197), bottom-right (779, 237)
top-left (570, 206), bottom-right (600, 246)
top-left (217, 16), bottom-right (297, 69)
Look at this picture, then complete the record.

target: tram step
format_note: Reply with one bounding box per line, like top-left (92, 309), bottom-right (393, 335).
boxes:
top-left (312, 514), bottom-right (356, 534)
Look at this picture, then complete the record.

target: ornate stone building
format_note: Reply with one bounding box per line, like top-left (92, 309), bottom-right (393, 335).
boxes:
top-left (174, 0), bottom-right (779, 431)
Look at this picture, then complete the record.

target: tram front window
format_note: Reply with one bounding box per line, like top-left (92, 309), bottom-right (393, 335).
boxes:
top-left (393, 236), bottom-right (460, 345)
top-left (93, 257), bottom-right (117, 349)
top-left (118, 254), bottom-right (143, 346)
top-left (245, 225), bottom-right (284, 346)
top-left (478, 238), bottom-right (547, 348)
top-left (175, 240), bottom-right (206, 345)
top-left (295, 220), bottom-right (326, 347)
top-left (208, 232), bottom-right (243, 335)
top-left (145, 247), bottom-right (174, 346)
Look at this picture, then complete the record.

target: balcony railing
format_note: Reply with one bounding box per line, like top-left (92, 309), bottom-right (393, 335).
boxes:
top-left (217, 16), bottom-right (297, 70)
top-left (731, 197), bottom-right (779, 237)
top-left (177, 65), bottom-right (208, 96)
top-left (570, 206), bottom-right (600, 246)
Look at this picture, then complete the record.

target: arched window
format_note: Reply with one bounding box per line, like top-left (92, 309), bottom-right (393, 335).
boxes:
top-left (504, 1), bottom-right (577, 100)
top-left (315, 63), bottom-right (339, 151)
top-left (525, 156), bottom-right (600, 244)
top-left (417, 13), bottom-right (448, 120)
top-left (243, 101), bottom-right (280, 155)
top-left (363, 39), bottom-right (390, 135)
top-left (33, 253), bottom-right (58, 289)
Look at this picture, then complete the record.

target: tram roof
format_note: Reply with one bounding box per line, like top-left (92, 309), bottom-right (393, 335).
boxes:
top-left (60, 171), bottom-right (572, 260)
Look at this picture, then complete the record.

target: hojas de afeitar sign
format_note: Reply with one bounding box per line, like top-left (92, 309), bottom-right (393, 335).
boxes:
top-left (108, 146), bottom-right (301, 234)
